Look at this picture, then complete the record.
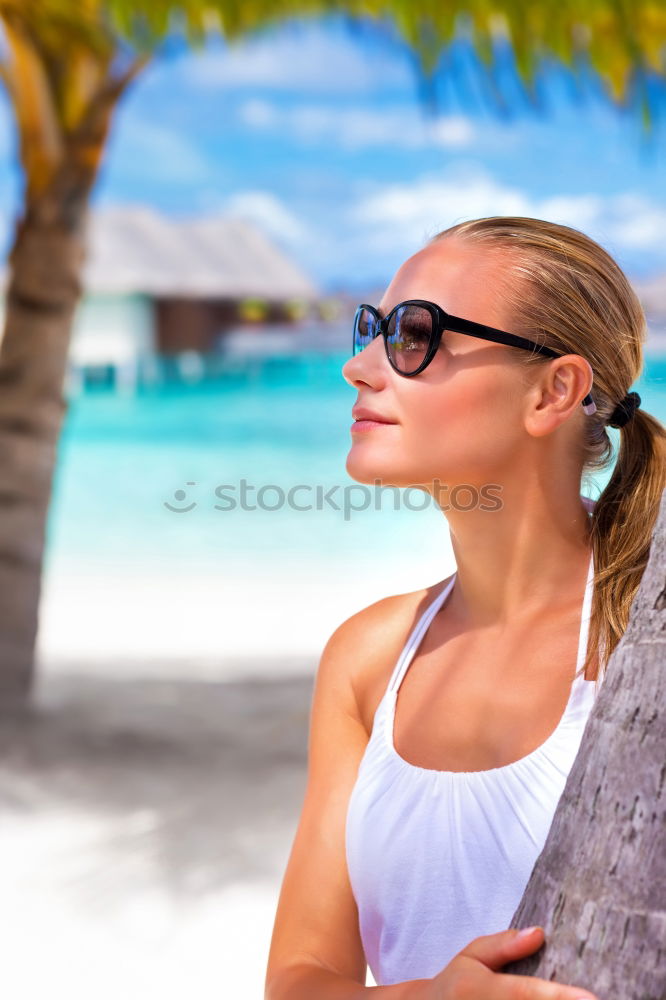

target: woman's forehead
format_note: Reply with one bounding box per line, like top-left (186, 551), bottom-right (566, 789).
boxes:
top-left (380, 241), bottom-right (514, 326)
top-left (391, 240), bottom-right (496, 291)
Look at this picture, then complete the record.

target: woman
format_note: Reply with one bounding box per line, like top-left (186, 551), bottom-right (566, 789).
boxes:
top-left (264, 217), bottom-right (666, 1000)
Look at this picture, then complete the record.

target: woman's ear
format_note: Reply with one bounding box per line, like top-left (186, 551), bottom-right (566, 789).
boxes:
top-left (526, 355), bottom-right (594, 435)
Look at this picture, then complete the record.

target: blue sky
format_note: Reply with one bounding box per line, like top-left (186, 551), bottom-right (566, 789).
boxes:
top-left (1, 14), bottom-right (666, 293)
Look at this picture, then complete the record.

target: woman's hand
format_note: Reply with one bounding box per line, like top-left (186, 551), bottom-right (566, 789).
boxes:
top-left (421, 926), bottom-right (599, 1000)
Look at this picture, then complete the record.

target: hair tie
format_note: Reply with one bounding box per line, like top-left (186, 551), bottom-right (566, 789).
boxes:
top-left (608, 390), bottom-right (641, 429)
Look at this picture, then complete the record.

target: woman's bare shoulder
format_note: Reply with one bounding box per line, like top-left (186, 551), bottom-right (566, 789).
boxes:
top-left (324, 573), bottom-right (456, 737)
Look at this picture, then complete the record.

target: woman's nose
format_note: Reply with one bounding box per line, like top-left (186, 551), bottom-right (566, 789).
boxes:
top-left (341, 335), bottom-right (388, 387)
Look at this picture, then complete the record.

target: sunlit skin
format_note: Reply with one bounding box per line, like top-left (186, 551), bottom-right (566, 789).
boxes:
top-left (341, 236), bottom-right (597, 632)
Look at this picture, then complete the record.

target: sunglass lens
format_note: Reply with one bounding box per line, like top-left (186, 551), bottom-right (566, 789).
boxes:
top-left (353, 307), bottom-right (377, 355)
top-left (386, 304), bottom-right (432, 373)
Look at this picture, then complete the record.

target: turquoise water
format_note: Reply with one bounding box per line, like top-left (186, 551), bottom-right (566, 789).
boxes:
top-left (47, 349), bottom-right (666, 581)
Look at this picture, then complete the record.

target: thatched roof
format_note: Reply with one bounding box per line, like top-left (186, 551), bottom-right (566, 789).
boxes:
top-left (79, 205), bottom-right (319, 301)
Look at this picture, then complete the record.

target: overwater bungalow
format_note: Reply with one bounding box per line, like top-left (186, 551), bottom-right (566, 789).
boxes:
top-left (3, 205), bottom-right (325, 391)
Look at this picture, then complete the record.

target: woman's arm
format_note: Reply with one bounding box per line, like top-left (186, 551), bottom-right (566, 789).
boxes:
top-left (264, 596), bottom-right (413, 998)
top-left (266, 961), bottom-right (427, 999)
top-left (266, 925), bottom-right (599, 999)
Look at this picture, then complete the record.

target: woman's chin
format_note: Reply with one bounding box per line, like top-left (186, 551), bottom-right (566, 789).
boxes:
top-left (345, 454), bottom-right (382, 485)
top-left (345, 453), bottom-right (405, 487)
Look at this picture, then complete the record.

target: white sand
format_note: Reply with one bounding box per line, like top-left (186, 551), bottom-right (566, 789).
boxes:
top-left (36, 551), bottom-right (455, 677)
top-left (0, 669), bottom-right (321, 999)
top-left (2, 813), bottom-right (283, 1000)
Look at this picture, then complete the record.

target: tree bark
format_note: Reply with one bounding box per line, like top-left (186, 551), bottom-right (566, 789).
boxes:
top-left (503, 487), bottom-right (666, 999)
top-left (0, 30), bottom-right (144, 706)
top-left (0, 167), bottom-right (93, 704)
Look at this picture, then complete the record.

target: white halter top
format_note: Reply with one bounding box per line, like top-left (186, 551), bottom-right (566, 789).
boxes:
top-left (345, 502), bottom-right (601, 987)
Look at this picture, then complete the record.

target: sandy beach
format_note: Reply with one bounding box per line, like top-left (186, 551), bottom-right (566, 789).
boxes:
top-left (0, 661), bottom-right (321, 999)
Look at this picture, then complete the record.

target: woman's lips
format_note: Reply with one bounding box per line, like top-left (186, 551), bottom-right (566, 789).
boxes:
top-left (350, 419), bottom-right (395, 432)
top-left (350, 405), bottom-right (397, 433)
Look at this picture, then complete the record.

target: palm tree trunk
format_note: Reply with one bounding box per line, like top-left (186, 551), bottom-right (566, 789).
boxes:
top-left (504, 487), bottom-right (666, 998)
top-left (0, 182), bottom-right (89, 705)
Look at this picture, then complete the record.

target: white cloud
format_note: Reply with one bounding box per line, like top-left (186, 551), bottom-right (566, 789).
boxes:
top-left (290, 165), bottom-right (666, 288)
top-left (427, 116), bottom-right (475, 147)
top-left (352, 168), bottom-right (531, 249)
top-left (237, 98), bottom-right (278, 129)
top-left (348, 167), bottom-right (666, 258)
top-left (604, 192), bottom-right (666, 248)
top-left (236, 99), bottom-right (475, 151)
top-left (535, 194), bottom-right (605, 230)
top-left (180, 22), bottom-right (414, 95)
top-left (222, 190), bottom-right (311, 245)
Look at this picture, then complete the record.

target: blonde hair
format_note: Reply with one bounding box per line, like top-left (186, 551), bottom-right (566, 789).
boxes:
top-left (427, 216), bottom-right (666, 683)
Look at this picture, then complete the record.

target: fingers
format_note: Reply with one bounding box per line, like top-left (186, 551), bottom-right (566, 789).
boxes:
top-left (458, 927), bottom-right (546, 972)
top-left (458, 927), bottom-right (599, 999)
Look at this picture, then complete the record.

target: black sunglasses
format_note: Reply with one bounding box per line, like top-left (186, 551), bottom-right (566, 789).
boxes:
top-left (353, 299), bottom-right (597, 415)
